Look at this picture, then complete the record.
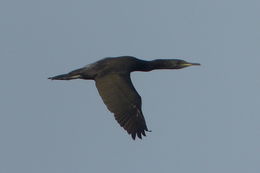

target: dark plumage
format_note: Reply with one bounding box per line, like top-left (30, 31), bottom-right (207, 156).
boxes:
top-left (49, 56), bottom-right (200, 139)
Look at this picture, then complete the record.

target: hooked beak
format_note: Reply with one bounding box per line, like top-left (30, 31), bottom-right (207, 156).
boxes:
top-left (182, 62), bottom-right (201, 67)
top-left (190, 62), bottom-right (201, 66)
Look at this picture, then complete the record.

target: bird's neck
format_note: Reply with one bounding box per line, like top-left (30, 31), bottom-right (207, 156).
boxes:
top-left (136, 59), bottom-right (179, 72)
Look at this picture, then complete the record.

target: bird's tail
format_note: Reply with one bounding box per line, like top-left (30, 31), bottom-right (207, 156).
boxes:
top-left (48, 73), bottom-right (81, 80)
top-left (48, 68), bottom-right (83, 80)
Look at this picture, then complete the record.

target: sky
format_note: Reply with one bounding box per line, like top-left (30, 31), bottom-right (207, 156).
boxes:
top-left (1, 0), bottom-right (260, 172)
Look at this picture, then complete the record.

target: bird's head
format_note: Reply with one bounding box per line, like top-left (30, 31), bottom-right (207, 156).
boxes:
top-left (174, 60), bottom-right (201, 69)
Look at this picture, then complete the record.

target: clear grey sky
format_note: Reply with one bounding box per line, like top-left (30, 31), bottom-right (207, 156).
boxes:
top-left (1, 0), bottom-right (260, 173)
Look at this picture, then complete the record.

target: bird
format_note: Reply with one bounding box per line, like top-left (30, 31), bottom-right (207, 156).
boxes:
top-left (48, 56), bottom-right (200, 139)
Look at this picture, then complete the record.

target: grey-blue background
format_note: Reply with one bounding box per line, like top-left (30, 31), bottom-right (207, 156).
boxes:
top-left (1, 0), bottom-right (259, 172)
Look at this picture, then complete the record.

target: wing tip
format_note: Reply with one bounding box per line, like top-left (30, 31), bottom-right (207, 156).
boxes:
top-left (130, 129), bottom-right (151, 140)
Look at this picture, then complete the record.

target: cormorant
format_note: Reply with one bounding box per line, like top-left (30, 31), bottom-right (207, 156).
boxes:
top-left (49, 56), bottom-right (200, 139)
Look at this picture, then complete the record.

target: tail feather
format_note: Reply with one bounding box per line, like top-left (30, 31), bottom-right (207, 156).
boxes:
top-left (49, 67), bottom-right (87, 80)
top-left (48, 73), bottom-right (81, 80)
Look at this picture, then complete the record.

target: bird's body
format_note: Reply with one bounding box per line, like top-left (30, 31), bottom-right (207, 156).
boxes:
top-left (49, 56), bottom-right (200, 139)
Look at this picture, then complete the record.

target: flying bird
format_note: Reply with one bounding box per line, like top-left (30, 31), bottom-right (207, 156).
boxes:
top-left (49, 56), bottom-right (200, 139)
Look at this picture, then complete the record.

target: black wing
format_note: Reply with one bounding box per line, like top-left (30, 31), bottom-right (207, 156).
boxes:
top-left (95, 73), bottom-right (149, 139)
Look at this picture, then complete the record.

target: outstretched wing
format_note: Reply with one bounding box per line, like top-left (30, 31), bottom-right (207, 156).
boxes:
top-left (95, 73), bottom-right (149, 139)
